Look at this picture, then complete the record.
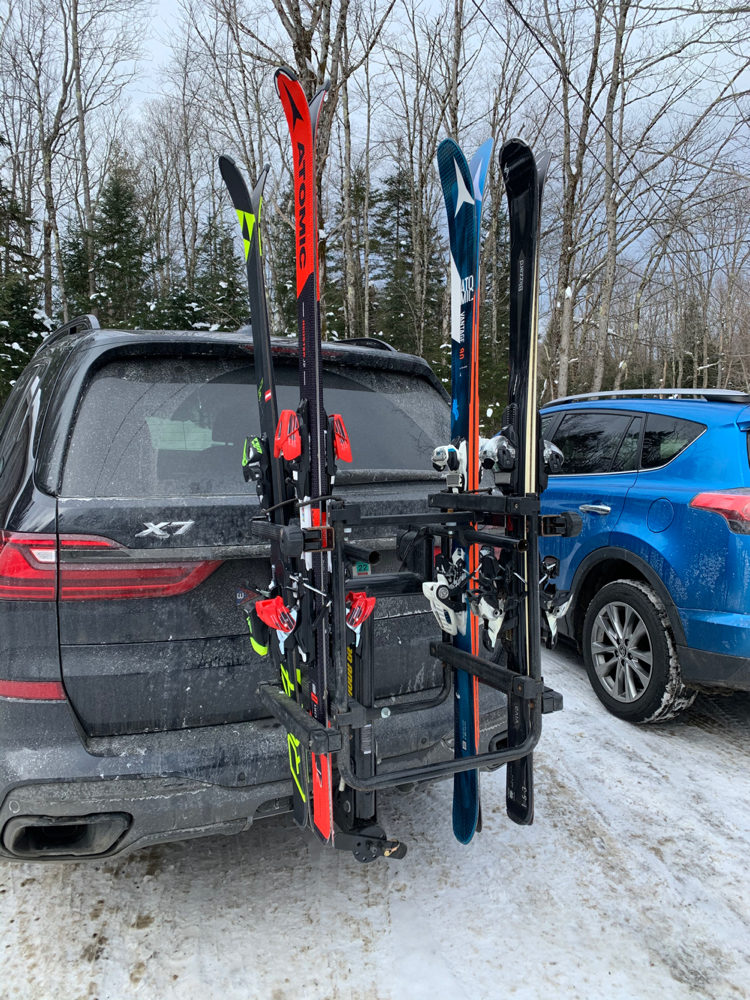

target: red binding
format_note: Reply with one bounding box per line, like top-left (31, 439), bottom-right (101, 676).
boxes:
top-left (274, 409), bottom-right (301, 460)
top-left (346, 590), bottom-right (377, 631)
top-left (255, 595), bottom-right (296, 635)
top-left (330, 414), bottom-right (353, 463)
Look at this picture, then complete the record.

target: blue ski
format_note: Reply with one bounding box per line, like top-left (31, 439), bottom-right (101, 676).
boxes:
top-left (436, 136), bottom-right (493, 844)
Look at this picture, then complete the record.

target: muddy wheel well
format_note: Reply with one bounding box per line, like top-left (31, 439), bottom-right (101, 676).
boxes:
top-left (572, 558), bottom-right (648, 649)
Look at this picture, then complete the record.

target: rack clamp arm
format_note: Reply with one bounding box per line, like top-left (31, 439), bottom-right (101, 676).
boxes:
top-left (257, 683), bottom-right (343, 755)
top-left (250, 521), bottom-right (333, 557)
top-left (430, 642), bottom-right (563, 713)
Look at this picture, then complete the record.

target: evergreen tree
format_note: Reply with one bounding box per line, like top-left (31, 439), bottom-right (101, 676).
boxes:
top-left (65, 155), bottom-right (153, 325)
top-left (142, 218), bottom-right (247, 332)
top-left (268, 188), bottom-right (298, 336)
top-left (477, 209), bottom-right (511, 435)
top-left (0, 136), bottom-right (46, 403)
top-left (325, 166), bottom-right (373, 340)
top-left (370, 171), bottom-right (416, 350)
top-left (194, 217), bottom-right (247, 330)
top-left (369, 171), bottom-right (445, 359)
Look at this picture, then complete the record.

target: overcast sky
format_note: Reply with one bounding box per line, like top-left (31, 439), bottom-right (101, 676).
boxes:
top-left (136, 0), bottom-right (181, 102)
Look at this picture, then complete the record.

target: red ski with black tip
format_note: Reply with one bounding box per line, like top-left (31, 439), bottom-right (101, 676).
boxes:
top-left (275, 66), bottom-right (336, 844)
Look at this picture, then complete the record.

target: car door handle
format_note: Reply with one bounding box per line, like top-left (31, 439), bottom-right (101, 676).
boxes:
top-left (579, 503), bottom-right (611, 515)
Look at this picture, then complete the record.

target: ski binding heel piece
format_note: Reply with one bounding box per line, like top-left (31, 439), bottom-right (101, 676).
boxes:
top-left (346, 591), bottom-right (376, 646)
top-left (242, 434), bottom-right (274, 507)
top-left (431, 438), bottom-right (467, 490)
top-left (422, 577), bottom-right (467, 635)
top-left (543, 438), bottom-right (564, 474)
top-left (330, 414), bottom-right (352, 462)
top-left (480, 430), bottom-right (516, 472)
top-left (255, 596), bottom-right (298, 653)
top-left (274, 410), bottom-right (302, 460)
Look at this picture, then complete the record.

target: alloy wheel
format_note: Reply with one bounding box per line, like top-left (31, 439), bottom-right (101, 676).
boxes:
top-left (590, 601), bottom-right (653, 703)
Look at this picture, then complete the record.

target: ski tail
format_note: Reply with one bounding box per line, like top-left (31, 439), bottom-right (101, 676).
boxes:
top-left (437, 137), bottom-right (482, 845)
top-left (499, 139), bottom-right (551, 827)
top-left (275, 65), bottom-right (334, 845)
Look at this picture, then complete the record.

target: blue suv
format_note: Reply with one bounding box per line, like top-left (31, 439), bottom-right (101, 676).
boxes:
top-left (538, 389), bottom-right (750, 723)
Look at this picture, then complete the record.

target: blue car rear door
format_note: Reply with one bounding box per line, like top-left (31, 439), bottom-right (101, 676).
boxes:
top-left (540, 409), bottom-right (641, 590)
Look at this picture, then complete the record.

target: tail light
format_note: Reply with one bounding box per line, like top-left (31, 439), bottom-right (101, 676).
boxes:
top-left (689, 489), bottom-right (750, 534)
top-left (0, 533), bottom-right (56, 600)
top-left (0, 531), bottom-right (221, 601)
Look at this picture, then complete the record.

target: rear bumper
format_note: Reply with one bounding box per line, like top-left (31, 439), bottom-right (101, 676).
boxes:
top-left (0, 687), bottom-right (506, 861)
top-left (677, 608), bottom-right (750, 690)
top-left (678, 646), bottom-right (750, 691)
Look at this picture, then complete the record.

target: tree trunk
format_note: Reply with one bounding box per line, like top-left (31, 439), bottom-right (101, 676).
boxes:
top-left (448, 0), bottom-right (463, 138)
top-left (592, 0), bottom-right (630, 392)
top-left (71, 0), bottom-right (96, 312)
top-left (341, 42), bottom-right (357, 338)
top-left (363, 55), bottom-right (371, 340)
top-left (544, 0), bottom-right (606, 397)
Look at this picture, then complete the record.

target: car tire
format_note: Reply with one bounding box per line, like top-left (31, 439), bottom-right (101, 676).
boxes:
top-left (582, 579), bottom-right (697, 723)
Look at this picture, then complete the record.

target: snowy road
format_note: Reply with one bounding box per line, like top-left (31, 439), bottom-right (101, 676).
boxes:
top-left (2, 645), bottom-right (749, 1000)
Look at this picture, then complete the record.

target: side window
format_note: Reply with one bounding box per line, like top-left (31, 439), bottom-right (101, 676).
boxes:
top-left (0, 397), bottom-right (31, 523)
top-left (0, 364), bottom-right (37, 443)
top-left (540, 414), bottom-right (554, 439)
top-left (611, 416), bottom-right (642, 473)
top-left (551, 411), bottom-right (632, 475)
top-left (0, 361), bottom-right (48, 523)
top-left (641, 414), bottom-right (704, 470)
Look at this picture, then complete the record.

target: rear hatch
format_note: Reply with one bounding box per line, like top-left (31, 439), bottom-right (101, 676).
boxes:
top-left (56, 344), bottom-right (450, 736)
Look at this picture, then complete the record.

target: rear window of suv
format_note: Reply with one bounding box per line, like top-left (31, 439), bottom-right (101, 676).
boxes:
top-left (641, 414), bottom-right (704, 469)
top-left (550, 411), bottom-right (633, 474)
top-left (61, 357), bottom-right (449, 498)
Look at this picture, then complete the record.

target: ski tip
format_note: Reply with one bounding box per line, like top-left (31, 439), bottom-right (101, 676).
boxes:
top-left (218, 153), bottom-right (236, 170)
top-left (274, 65), bottom-right (298, 93)
top-left (438, 135), bottom-right (461, 157)
top-left (499, 139), bottom-right (537, 193)
top-left (537, 150), bottom-right (554, 184)
top-left (500, 135), bottom-right (531, 156)
top-left (469, 137), bottom-right (494, 202)
top-left (471, 136), bottom-right (494, 166)
top-left (251, 164), bottom-right (271, 201)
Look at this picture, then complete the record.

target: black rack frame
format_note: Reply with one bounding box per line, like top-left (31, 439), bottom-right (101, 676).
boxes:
top-left (252, 492), bottom-right (563, 805)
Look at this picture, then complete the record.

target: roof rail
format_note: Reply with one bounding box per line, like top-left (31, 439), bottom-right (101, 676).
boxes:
top-left (543, 387), bottom-right (750, 407)
top-left (340, 337), bottom-right (397, 353)
top-left (42, 314), bottom-right (100, 350)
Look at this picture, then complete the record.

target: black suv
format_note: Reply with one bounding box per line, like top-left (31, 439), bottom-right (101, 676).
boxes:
top-left (0, 317), bottom-right (505, 861)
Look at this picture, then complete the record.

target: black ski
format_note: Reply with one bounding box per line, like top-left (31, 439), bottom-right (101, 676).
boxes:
top-left (218, 155), bottom-right (310, 827)
top-left (218, 157), bottom-right (286, 516)
top-left (498, 139), bottom-right (551, 826)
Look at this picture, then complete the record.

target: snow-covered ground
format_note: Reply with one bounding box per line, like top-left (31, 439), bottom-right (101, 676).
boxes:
top-left (2, 645), bottom-right (749, 1000)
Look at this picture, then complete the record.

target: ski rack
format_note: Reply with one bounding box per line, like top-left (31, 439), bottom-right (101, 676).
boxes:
top-left (252, 491), bottom-right (564, 811)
